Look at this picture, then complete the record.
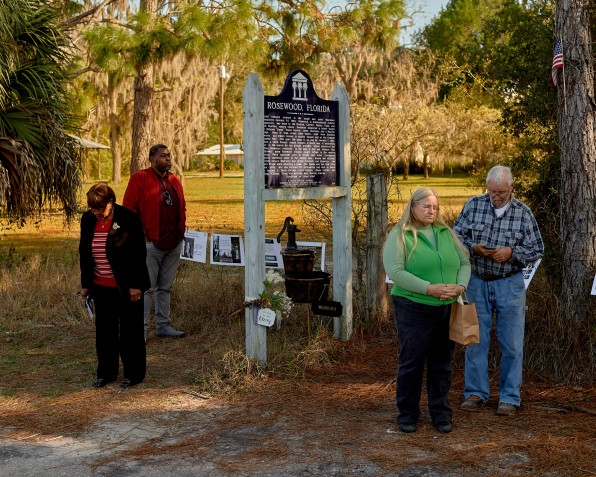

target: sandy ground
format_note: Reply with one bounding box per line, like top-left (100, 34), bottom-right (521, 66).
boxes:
top-left (1, 334), bottom-right (595, 476)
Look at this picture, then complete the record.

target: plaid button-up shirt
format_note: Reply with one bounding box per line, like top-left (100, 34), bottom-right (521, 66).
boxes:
top-left (453, 194), bottom-right (544, 278)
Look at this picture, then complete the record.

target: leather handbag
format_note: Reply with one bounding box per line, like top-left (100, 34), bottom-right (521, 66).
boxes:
top-left (449, 292), bottom-right (480, 346)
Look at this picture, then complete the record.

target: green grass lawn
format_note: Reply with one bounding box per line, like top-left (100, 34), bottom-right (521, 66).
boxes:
top-left (0, 171), bottom-right (483, 256)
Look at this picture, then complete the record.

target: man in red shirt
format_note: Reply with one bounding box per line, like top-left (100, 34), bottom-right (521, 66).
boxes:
top-left (123, 144), bottom-right (186, 340)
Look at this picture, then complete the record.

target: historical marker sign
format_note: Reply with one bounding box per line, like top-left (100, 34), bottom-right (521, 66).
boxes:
top-left (264, 70), bottom-right (339, 188)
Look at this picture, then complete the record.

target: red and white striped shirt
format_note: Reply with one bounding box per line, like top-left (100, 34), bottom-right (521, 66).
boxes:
top-left (91, 221), bottom-right (117, 287)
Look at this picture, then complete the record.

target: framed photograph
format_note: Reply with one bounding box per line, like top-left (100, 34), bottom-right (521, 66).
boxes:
top-left (211, 234), bottom-right (245, 266)
top-left (180, 231), bottom-right (207, 263)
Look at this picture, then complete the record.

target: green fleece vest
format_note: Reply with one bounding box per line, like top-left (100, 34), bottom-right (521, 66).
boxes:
top-left (392, 225), bottom-right (461, 306)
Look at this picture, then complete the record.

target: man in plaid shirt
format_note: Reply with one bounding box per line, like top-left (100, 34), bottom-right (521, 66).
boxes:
top-left (453, 165), bottom-right (544, 416)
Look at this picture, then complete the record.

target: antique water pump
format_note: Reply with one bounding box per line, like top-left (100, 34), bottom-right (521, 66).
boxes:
top-left (276, 216), bottom-right (300, 252)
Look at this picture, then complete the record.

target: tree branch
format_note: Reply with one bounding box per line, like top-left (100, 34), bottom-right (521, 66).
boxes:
top-left (65, 0), bottom-right (117, 28)
top-left (70, 65), bottom-right (102, 78)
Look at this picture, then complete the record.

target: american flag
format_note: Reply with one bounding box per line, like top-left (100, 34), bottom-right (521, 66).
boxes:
top-left (552, 39), bottom-right (563, 86)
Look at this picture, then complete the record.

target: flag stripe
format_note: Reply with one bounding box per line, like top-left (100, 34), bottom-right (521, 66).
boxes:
top-left (552, 39), bottom-right (563, 86)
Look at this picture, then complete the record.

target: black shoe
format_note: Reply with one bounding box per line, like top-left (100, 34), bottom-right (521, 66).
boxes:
top-left (398, 422), bottom-right (417, 433)
top-left (119, 378), bottom-right (141, 389)
top-left (435, 421), bottom-right (453, 433)
top-left (93, 378), bottom-right (115, 388)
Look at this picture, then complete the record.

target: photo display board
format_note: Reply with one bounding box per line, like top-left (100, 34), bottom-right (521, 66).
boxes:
top-left (180, 230), bottom-right (208, 263)
top-left (210, 234), bottom-right (245, 266)
top-left (264, 70), bottom-right (339, 188)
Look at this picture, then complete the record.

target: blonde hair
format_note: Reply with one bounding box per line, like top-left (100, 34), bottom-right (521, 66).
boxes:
top-left (398, 188), bottom-right (468, 261)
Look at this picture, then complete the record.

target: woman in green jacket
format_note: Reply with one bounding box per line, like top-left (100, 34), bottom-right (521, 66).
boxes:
top-left (383, 188), bottom-right (470, 433)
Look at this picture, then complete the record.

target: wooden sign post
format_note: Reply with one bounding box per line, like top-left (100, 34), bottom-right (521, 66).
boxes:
top-left (243, 70), bottom-right (352, 363)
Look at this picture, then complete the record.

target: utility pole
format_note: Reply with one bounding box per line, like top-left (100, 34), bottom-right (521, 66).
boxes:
top-left (219, 65), bottom-right (229, 178)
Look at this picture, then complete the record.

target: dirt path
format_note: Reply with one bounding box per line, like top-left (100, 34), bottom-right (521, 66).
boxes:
top-left (1, 335), bottom-right (595, 476)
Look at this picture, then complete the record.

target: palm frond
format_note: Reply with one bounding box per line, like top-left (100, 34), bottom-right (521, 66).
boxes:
top-left (0, 0), bottom-right (81, 220)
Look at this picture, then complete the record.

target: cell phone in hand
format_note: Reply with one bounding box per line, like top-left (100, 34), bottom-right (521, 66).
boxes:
top-left (484, 245), bottom-right (496, 250)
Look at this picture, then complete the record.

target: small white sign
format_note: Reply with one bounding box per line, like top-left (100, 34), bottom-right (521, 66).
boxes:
top-left (265, 238), bottom-right (284, 269)
top-left (522, 258), bottom-right (541, 290)
top-left (257, 308), bottom-right (276, 327)
top-left (591, 274), bottom-right (596, 295)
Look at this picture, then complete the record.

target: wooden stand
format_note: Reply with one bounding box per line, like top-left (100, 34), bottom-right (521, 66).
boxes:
top-left (243, 72), bottom-right (353, 364)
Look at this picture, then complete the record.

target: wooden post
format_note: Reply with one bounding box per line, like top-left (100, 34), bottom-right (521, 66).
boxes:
top-left (219, 66), bottom-right (226, 178)
top-left (365, 173), bottom-right (388, 324)
top-left (331, 82), bottom-right (353, 340)
top-left (84, 150), bottom-right (89, 182)
top-left (243, 73), bottom-right (267, 363)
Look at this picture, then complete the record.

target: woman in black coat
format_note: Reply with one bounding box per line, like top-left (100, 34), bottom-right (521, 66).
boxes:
top-left (79, 183), bottom-right (151, 389)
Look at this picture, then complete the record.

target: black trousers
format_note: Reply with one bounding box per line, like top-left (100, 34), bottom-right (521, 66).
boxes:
top-left (93, 285), bottom-right (146, 383)
top-left (391, 295), bottom-right (454, 426)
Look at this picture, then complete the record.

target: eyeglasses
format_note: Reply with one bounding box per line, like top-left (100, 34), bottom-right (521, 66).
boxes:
top-left (415, 203), bottom-right (438, 212)
top-left (162, 191), bottom-right (173, 206)
top-left (89, 206), bottom-right (106, 214)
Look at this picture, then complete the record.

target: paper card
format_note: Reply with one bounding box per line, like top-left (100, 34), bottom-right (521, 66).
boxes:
top-left (85, 296), bottom-right (94, 318)
top-left (591, 274), bottom-right (596, 295)
top-left (180, 231), bottom-right (208, 263)
top-left (257, 308), bottom-right (276, 327)
top-left (522, 258), bottom-right (541, 290)
top-left (211, 234), bottom-right (245, 266)
top-left (265, 238), bottom-right (284, 269)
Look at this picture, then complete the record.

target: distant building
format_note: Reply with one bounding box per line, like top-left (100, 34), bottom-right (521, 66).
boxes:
top-left (195, 144), bottom-right (243, 168)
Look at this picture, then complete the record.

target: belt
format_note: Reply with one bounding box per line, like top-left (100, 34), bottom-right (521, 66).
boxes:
top-left (476, 270), bottom-right (520, 282)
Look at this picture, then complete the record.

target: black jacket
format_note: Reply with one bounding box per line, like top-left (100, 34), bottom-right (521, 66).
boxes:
top-left (79, 204), bottom-right (151, 297)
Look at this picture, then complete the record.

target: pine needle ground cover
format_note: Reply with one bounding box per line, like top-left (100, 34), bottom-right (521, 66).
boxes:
top-left (0, 173), bottom-right (594, 475)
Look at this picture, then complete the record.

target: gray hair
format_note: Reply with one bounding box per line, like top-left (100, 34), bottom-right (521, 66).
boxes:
top-left (486, 165), bottom-right (513, 186)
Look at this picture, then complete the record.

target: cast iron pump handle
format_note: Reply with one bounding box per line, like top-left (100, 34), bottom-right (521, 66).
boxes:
top-left (277, 216), bottom-right (300, 251)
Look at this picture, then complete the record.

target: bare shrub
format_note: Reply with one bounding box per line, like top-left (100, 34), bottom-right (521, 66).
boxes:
top-left (171, 261), bottom-right (246, 335)
top-left (524, 271), bottom-right (596, 383)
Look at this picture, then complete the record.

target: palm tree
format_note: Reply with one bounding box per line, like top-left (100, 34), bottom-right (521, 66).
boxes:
top-left (0, 0), bottom-right (80, 220)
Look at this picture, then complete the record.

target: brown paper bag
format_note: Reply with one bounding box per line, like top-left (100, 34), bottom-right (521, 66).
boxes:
top-left (449, 294), bottom-right (480, 346)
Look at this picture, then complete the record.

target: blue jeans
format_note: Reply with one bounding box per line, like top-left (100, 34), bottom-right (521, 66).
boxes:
top-left (391, 296), bottom-right (454, 426)
top-left (464, 272), bottom-right (526, 406)
top-left (144, 240), bottom-right (183, 331)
